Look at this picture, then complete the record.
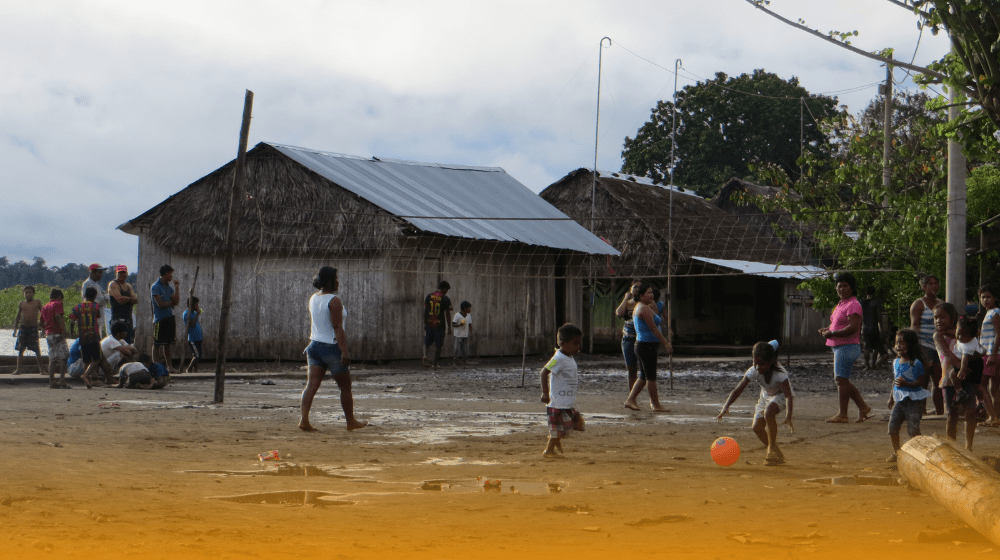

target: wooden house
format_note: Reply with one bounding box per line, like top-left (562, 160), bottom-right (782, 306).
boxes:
top-left (539, 168), bottom-right (828, 352)
top-left (119, 143), bottom-right (616, 361)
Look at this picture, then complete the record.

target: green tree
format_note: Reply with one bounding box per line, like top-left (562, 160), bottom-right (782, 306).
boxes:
top-left (620, 69), bottom-right (839, 197)
top-left (750, 92), bottom-right (1000, 321)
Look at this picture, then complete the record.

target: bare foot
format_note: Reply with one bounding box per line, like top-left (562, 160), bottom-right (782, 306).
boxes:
top-left (651, 406), bottom-right (671, 413)
top-left (825, 414), bottom-right (849, 423)
top-left (298, 423), bottom-right (319, 432)
top-left (542, 451), bottom-right (565, 459)
top-left (346, 420), bottom-right (369, 431)
top-left (623, 401), bottom-right (641, 411)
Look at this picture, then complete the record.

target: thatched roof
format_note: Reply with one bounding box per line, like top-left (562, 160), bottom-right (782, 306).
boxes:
top-left (120, 143), bottom-right (616, 257)
top-left (539, 169), bottom-right (810, 277)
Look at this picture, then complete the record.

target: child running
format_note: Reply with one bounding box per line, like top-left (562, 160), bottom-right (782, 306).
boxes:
top-left (540, 323), bottom-right (585, 459)
top-left (182, 296), bottom-right (203, 373)
top-left (885, 329), bottom-right (930, 462)
top-left (12, 285), bottom-right (44, 375)
top-left (717, 341), bottom-right (793, 466)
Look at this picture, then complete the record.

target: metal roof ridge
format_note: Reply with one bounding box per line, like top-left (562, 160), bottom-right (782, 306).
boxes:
top-left (264, 142), bottom-right (503, 172)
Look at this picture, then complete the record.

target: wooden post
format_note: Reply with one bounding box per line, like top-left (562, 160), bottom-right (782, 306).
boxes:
top-left (899, 435), bottom-right (1000, 547)
top-left (520, 291), bottom-right (530, 387)
top-left (214, 90), bottom-right (254, 403)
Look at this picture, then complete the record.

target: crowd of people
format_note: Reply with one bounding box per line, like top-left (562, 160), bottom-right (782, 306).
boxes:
top-left (11, 263), bottom-right (203, 389)
top-left (12, 263), bottom-right (1000, 462)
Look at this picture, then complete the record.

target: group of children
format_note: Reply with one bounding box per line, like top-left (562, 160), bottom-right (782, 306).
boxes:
top-left (540, 284), bottom-right (1000, 464)
top-left (11, 284), bottom-right (205, 389)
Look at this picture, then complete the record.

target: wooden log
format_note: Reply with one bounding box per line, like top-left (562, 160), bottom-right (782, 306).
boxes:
top-left (898, 434), bottom-right (1000, 546)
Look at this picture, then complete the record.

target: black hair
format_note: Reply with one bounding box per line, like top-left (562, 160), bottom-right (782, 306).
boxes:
top-left (833, 272), bottom-right (857, 297)
top-left (159, 264), bottom-right (173, 277)
top-left (866, 286), bottom-right (876, 296)
top-left (22, 285), bottom-right (34, 293)
top-left (49, 288), bottom-right (63, 300)
top-left (652, 288), bottom-right (661, 302)
top-left (635, 283), bottom-right (654, 301)
top-left (190, 296), bottom-right (200, 306)
top-left (919, 274), bottom-right (939, 288)
top-left (438, 280), bottom-right (451, 291)
top-left (958, 315), bottom-right (979, 338)
top-left (557, 323), bottom-right (583, 345)
top-left (934, 301), bottom-right (958, 326)
top-left (980, 284), bottom-right (997, 302)
top-left (111, 322), bottom-right (129, 336)
top-left (460, 301), bottom-right (471, 311)
top-left (751, 341), bottom-right (784, 382)
top-left (138, 353), bottom-right (151, 363)
top-left (895, 329), bottom-right (926, 364)
top-left (312, 266), bottom-right (338, 291)
top-left (84, 287), bottom-right (97, 300)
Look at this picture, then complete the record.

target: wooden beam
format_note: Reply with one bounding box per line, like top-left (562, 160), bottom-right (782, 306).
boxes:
top-left (214, 90), bottom-right (254, 403)
top-left (898, 435), bottom-right (1000, 547)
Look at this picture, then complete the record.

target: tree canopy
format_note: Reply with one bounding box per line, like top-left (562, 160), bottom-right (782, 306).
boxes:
top-left (0, 257), bottom-right (135, 291)
top-left (620, 69), bottom-right (840, 197)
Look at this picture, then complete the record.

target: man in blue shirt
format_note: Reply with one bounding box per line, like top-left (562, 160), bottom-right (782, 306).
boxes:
top-left (150, 264), bottom-right (180, 372)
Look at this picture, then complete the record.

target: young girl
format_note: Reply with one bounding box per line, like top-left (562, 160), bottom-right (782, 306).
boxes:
top-left (979, 285), bottom-right (1000, 426)
top-left (942, 314), bottom-right (984, 450)
top-left (885, 329), bottom-right (930, 463)
top-left (717, 341), bottom-right (793, 466)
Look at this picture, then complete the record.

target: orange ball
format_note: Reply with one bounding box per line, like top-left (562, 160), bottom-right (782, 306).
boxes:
top-left (711, 437), bottom-right (740, 467)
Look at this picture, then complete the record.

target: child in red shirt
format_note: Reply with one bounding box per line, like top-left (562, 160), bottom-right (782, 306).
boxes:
top-left (40, 289), bottom-right (69, 388)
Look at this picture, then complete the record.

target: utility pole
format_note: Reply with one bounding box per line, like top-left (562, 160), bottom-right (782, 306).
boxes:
top-left (946, 80), bottom-right (967, 305)
top-left (881, 64), bottom-right (892, 204)
top-left (214, 89), bottom-right (254, 403)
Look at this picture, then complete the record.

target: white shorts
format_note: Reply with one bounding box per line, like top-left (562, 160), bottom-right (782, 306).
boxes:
top-left (752, 390), bottom-right (787, 423)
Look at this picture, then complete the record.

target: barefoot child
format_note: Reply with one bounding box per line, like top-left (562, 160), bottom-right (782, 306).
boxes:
top-left (945, 315), bottom-right (986, 450)
top-left (979, 285), bottom-right (1000, 426)
top-left (182, 296), bottom-right (203, 373)
top-left (717, 341), bottom-right (793, 466)
top-left (452, 301), bottom-right (472, 367)
top-left (540, 323), bottom-right (585, 458)
top-left (12, 285), bottom-right (44, 375)
top-left (68, 287), bottom-right (103, 389)
top-left (886, 329), bottom-right (930, 462)
top-left (39, 289), bottom-right (69, 388)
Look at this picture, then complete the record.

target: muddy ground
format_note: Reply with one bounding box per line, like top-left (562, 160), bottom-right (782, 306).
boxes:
top-left (1, 354), bottom-right (998, 560)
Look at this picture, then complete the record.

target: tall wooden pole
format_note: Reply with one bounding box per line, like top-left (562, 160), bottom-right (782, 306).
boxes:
top-left (214, 89), bottom-right (254, 403)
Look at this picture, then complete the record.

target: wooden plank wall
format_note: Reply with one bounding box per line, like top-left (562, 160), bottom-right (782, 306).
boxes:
top-left (134, 236), bottom-right (567, 361)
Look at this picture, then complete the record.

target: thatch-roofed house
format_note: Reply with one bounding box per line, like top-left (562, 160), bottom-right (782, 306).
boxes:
top-left (119, 143), bottom-right (616, 361)
top-left (540, 168), bottom-right (827, 351)
top-left (712, 178), bottom-right (817, 265)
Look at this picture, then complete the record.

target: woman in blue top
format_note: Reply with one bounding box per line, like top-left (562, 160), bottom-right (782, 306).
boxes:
top-left (623, 284), bottom-right (673, 412)
top-left (299, 266), bottom-right (368, 432)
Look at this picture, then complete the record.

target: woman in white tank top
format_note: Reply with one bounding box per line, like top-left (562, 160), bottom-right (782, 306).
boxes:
top-left (299, 266), bottom-right (368, 432)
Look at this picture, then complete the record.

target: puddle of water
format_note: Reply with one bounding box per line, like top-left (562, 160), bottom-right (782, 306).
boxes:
top-left (212, 490), bottom-right (347, 505)
top-left (649, 415), bottom-right (721, 424)
top-left (419, 478), bottom-right (566, 496)
top-left (805, 476), bottom-right (900, 487)
top-left (186, 463), bottom-right (376, 480)
top-left (422, 457), bottom-right (505, 466)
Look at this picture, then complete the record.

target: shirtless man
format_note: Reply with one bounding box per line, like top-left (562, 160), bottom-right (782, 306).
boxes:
top-left (12, 285), bottom-right (44, 375)
top-left (108, 264), bottom-right (139, 344)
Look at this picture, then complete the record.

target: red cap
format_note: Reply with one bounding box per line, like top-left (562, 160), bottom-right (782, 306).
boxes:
top-left (115, 265), bottom-right (128, 273)
top-left (89, 263), bottom-right (106, 271)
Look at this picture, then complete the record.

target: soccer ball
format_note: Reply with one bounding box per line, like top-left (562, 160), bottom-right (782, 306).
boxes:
top-left (710, 437), bottom-right (740, 467)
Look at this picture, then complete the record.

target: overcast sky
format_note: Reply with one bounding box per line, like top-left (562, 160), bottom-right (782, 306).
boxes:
top-left (1, 0), bottom-right (950, 270)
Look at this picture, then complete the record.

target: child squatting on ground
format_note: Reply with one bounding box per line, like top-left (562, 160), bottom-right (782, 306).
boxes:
top-left (540, 323), bottom-right (585, 459)
top-left (717, 341), bottom-right (794, 466)
top-left (886, 329), bottom-right (930, 462)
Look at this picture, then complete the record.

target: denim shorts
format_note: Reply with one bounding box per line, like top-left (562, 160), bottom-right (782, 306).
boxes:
top-left (305, 340), bottom-right (348, 374)
top-left (621, 337), bottom-right (637, 370)
top-left (832, 344), bottom-right (861, 378)
top-left (888, 398), bottom-right (923, 438)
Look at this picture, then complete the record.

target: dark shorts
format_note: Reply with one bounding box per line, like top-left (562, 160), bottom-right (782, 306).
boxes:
top-left (15, 327), bottom-right (40, 354)
top-left (863, 330), bottom-right (883, 353)
top-left (188, 340), bottom-right (203, 359)
top-left (636, 341), bottom-right (659, 381)
top-left (424, 326), bottom-right (445, 348)
top-left (888, 398), bottom-right (923, 438)
top-left (945, 383), bottom-right (978, 415)
top-left (153, 316), bottom-right (176, 346)
top-left (305, 340), bottom-right (348, 375)
top-left (81, 342), bottom-right (101, 363)
top-left (921, 345), bottom-right (941, 368)
top-left (546, 407), bottom-right (583, 438)
top-left (622, 337), bottom-right (638, 370)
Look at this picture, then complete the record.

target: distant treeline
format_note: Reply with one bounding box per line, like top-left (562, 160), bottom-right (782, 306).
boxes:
top-left (0, 257), bottom-right (136, 290)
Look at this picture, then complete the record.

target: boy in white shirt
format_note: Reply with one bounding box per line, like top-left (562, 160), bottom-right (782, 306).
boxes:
top-left (540, 323), bottom-right (585, 458)
top-left (101, 322), bottom-right (137, 379)
top-left (452, 301), bottom-right (472, 367)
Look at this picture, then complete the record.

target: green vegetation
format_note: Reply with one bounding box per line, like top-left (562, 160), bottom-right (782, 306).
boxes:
top-left (0, 281), bottom-right (83, 329)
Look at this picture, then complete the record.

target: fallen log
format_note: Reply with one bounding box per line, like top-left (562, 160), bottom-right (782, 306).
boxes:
top-left (899, 434), bottom-right (1000, 546)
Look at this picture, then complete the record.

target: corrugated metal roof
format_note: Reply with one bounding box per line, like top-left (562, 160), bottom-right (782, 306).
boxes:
top-left (269, 143), bottom-right (618, 256)
top-left (692, 257), bottom-right (825, 279)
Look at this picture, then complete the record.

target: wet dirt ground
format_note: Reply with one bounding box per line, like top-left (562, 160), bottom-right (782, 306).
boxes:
top-left (1, 354), bottom-right (998, 559)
